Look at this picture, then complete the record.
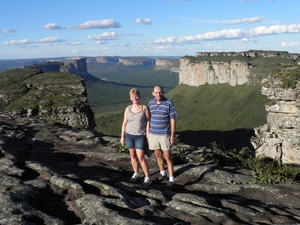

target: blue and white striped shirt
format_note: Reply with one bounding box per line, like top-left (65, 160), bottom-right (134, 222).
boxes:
top-left (148, 97), bottom-right (178, 135)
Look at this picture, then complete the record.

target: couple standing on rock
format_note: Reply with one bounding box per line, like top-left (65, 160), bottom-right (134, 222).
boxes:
top-left (120, 85), bottom-right (178, 188)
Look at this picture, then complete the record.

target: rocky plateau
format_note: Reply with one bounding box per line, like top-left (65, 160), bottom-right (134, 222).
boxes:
top-left (1, 51), bottom-right (300, 224)
top-left (0, 113), bottom-right (300, 225)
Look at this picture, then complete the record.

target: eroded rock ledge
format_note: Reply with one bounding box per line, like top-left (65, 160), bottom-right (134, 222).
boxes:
top-left (252, 75), bottom-right (300, 164)
top-left (0, 68), bottom-right (95, 130)
top-left (0, 113), bottom-right (300, 225)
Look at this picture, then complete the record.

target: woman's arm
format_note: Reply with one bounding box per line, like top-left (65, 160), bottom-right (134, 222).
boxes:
top-left (144, 106), bottom-right (150, 138)
top-left (120, 107), bottom-right (129, 145)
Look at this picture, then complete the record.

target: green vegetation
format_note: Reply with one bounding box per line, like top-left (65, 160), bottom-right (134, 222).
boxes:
top-left (167, 84), bottom-right (267, 132)
top-left (88, 63), bottom-right (179, 87)
top-left (116, 144), bottom-right (129, 153)
top-left (271, 65), bottom-right (300, 88)
top-left (245, 156), bottom-right (300, 184)
top-left (0, 68), bottom-right (83, 112)
top-left (194, 144), bottom-right (300, 184)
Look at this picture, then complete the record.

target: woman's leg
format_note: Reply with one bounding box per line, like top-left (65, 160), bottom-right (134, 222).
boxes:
top-left (136, 149), bottom-right (149, 177)
top-left (129, 148), bottom-right (138, 174)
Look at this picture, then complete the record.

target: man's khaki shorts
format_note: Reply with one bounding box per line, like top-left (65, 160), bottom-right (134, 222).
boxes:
top-left (148, 133), bottom-right (170, 151)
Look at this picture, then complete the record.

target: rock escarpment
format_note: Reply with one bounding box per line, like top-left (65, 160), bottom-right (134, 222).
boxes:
top-left (86, 56), bottom-right (180, 73)
top-left (251, 67), bottom-right (300, 164)
top-left (179, 50), bottom-right (300, 87)
top-left (179, 58), bottom-right (250, 86)
top-left (24, 57), bottom-right (100, 83)
top-left (119, 57), bottom-right (155, 66)
top-left (60, 57), bottom-right (90, 77)
top-left (0, 68), bottom-right (95, 130)
top-left (155, 59), bottom-right (179, 73)
top-left (0, 113), bottom-right (300, 224)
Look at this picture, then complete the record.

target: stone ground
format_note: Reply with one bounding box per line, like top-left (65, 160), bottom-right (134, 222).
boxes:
top-left (0, 113), bottom-right (300, 225)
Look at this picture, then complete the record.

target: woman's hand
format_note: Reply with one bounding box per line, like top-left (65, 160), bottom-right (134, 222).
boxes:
top-left (120, 137), bottom-right (125, 146)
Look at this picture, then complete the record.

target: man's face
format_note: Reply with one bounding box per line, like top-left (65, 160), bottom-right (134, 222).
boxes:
top-left (152, 87), bottom-right (164, 101)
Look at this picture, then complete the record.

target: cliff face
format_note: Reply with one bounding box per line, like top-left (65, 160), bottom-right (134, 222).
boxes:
top-left (87, 56), bottom-right (120, 64)
top-left (179, 58), bottom-right (250, 86)
top-left (251, 67), bottom-right (300, 164)
top-left (179, 50), bottom-right (300, 87)
top-left (61, 57), bottom-right (89, 76)
top-left (155, 59), bottom-right (180, 73)
top-left (118, 57), bottom-right (155, 66)
top-left (0, 68), bottom-right (95, 130)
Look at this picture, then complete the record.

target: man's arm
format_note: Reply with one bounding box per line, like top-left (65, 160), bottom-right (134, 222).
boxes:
top-left (170, 118), bottom-right (176, 146)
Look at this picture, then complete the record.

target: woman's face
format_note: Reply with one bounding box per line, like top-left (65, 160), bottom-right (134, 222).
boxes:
top-left (130, 94), bottom-right (140, 103)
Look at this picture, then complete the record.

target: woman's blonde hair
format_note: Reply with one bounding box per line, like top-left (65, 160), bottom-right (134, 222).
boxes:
top-left (129, 88), bottom-right (140, 97)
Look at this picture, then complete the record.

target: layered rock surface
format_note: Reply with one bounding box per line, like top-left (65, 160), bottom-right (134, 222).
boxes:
top-left (252, 76), bottom-right (300, 164)
top-left (0, 113), bottom-right (300, 225)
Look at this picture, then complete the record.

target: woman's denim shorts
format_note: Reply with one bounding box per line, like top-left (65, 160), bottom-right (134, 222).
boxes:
top-left (125, 133), bottom-right (145, 150)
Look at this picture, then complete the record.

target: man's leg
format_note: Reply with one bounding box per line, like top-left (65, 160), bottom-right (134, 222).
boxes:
top-left (154, 149), bottom-right (165, 172)
top-left (163, 149), bottom-right (173, 178)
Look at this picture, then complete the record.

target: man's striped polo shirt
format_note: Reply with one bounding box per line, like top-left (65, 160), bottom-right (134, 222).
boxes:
top-left (148, 97), bottom-right (178, 135)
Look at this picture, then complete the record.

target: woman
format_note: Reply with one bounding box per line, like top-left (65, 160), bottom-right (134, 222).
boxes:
top-left (120, 88), bottom-right (152, 187)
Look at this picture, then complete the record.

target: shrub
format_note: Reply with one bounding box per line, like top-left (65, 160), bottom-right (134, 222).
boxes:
top-left (116, 145), bottom-right (129, 153)
top-left (272, 65), bottom-right (300, 89)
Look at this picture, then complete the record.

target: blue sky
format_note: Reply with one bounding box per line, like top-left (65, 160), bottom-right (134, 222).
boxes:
top-left (1, 0), bottom-right (300, 59)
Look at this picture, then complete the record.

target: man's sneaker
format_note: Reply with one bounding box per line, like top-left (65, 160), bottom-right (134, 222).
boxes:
top-left (158, 174), bottom-right (167, 182)
top-left (141, 177), bottom-right (152, 187)
top-left (129, 173), bottom-right (140, 182)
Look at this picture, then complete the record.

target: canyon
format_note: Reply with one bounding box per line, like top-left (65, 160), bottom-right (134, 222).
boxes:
top-left (1, 51), bottom-right (300, 224)
top-left (19, 51), bottom-right (300, 164)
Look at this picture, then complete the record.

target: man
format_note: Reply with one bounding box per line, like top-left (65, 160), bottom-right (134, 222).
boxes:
top-left (147, 85), bottom-right (178, 187)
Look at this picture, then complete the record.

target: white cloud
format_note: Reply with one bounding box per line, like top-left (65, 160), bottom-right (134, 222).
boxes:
top-left (110, 43), bottom-right (130, 47)
top-left (95, 40), bottom-right (106, 45)
top-left (86, 32), bottom-right (119, 41)
top-left (2, 39), bottom-right (32, 45)
top-left (73, 19), bottom-right (121, 30)
top-left (233, 38), bottom-right (253, 43)
top-left (37, 37), bottom-right (65, 43)
top-left (2, 29), bottom-right (17, 33)
top-left (281, 41), bottom-right (299, 47)
top-left (43, 23), bottom-right (65, 29)
top-left (226, 17), bottom-right (264, 25)
top-left (250, 24), bottom-right (300, 36)
top-left (2, 37), bottom-right (65, 45)
top-left (70, 41), bottom-right (83, 45)
top-left (149, 24), bottom-right (300, 44)
top-left (127, 33), bottom-right (144, 36)
top-left (134, 18), bottom-right (152, 25)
